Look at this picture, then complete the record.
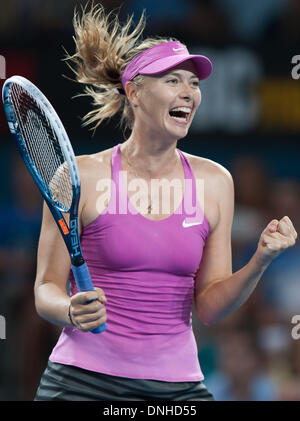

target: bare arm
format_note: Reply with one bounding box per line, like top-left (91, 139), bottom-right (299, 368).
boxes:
top-left (194, 166), bottom-right (297, 326)
top-left (34, 156), bottom-right (107, 331)
top-left (34, 201), bottom-right (74, 327)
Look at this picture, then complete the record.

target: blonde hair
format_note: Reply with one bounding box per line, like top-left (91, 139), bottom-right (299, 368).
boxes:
top-left (65, 3), bottom-right (178, 134)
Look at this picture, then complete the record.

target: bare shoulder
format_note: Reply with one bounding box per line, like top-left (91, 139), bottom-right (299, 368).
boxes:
top-left (74, 147), bottom-right (114, 224)
top-left (181, 151), bottom-right (234, 231)
top-left (182, 150), bottom-right (233, 189)
top-left (75, 147), bottom-right (113, 179)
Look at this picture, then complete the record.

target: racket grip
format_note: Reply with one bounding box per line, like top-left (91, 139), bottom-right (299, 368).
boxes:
top-left (71, 263), bottom-right (107, 334)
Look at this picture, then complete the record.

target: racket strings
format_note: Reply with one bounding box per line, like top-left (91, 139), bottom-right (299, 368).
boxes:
top-left (11, 84), bottom-right (73, 210)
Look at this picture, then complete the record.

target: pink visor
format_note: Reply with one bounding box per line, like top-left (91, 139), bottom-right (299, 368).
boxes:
top-left (121, 41), bottom-right (212, 90)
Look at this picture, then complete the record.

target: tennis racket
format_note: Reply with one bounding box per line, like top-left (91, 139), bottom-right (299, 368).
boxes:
top-left (2, 75), bottom-right (106, 334)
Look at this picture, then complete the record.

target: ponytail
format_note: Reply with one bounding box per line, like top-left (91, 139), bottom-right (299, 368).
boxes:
top-left (65, 4), bottom-right (177, 134)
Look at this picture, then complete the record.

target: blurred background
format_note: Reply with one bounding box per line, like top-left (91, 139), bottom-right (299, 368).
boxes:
top-left (0, 0), bottom-right (300, 401)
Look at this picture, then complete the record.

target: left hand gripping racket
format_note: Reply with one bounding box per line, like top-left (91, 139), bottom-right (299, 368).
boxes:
top-left (2, 75), bottom-right (107, 334)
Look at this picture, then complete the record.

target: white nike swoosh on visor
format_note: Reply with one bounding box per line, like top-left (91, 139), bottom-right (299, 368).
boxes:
top-left (173, 48), bottom-right (185, 52)
top-left (182, 220), bottom-right (202, 228)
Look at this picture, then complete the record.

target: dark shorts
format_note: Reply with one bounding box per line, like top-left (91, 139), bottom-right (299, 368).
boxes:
top-left (34, 360), bottom-right (215, 401)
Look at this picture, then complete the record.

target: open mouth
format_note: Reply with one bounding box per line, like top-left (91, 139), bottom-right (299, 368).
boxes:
top-left (169, 106), bottom-right (191, 124)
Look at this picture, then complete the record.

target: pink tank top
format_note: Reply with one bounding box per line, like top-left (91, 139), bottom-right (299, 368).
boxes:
top-left (50, 144), bottom-right (210, 382)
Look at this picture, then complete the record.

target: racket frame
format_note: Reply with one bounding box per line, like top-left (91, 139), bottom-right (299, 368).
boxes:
top-left (2, 76), bottom-right (83, 265)
top-left (2, 76), bottom-right (106, 333)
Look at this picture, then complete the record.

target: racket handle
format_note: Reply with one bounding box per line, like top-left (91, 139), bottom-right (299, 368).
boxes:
top-left (71, 263), bottom-right (107, 334)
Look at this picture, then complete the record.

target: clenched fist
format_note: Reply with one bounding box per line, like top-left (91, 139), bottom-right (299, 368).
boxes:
top-left (256, 216), bottom-right (297, 267)
top-left (68, 287), bottom-right (107, 332)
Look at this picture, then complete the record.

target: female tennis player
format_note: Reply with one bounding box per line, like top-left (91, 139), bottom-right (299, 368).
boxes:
top-left (34, 5), bottom-right (297, 401)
